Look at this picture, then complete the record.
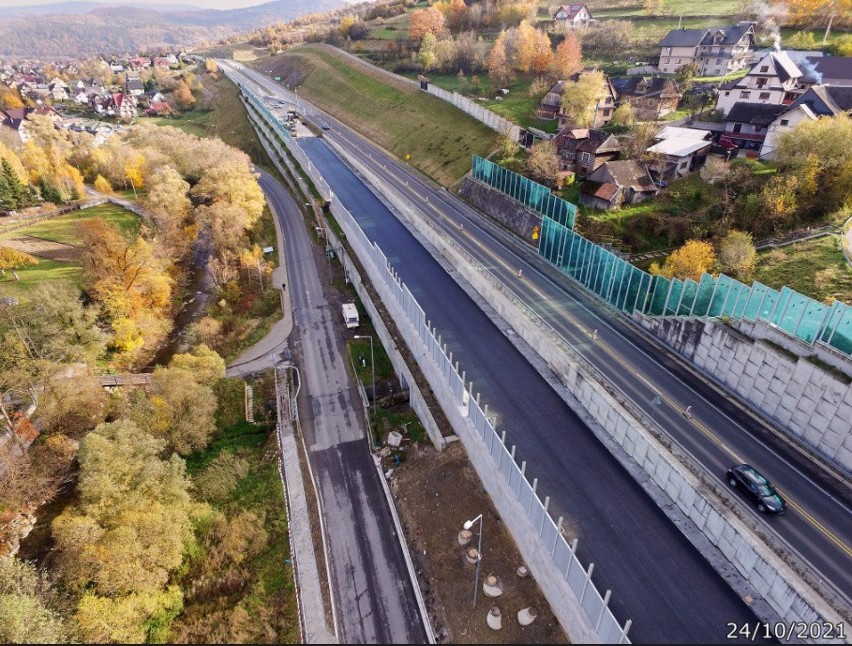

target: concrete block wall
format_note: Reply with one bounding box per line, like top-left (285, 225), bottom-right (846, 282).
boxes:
top-left (457, 177), bottom-right (541, 242)
top-left (423, 84), bottom-right (521, 141)
top-left (635, 315), bottom-right (852, 475)
top-left (326, 141), bottom-right (848, 638)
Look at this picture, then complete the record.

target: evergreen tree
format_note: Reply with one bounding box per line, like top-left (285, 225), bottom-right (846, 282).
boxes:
top-left (0, 158), bottom-right (28, 210)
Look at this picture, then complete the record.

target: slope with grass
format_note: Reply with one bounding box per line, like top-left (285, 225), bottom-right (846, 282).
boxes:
top-left (255, 45), bottom-right (501, 186)
top-left (755, 236), bottom-right (852, 305)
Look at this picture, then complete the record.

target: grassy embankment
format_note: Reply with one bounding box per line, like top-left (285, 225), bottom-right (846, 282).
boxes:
top-left (755, 236), bottom-right (852, 305)
top-left (168, 377), bottom-right (299, 642)
top-left (0, 202), bottom-right (138, 300)
top-left (255, 44), bottom-right (502, 186)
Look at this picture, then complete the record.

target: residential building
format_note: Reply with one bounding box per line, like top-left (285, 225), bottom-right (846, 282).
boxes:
top-left (126, 78), bottom-right (145, 96)
top-left (760, 85), bottom-right (852, 158)
top-left (612, 76), bottom-right (680, 121)
top-left (646, 137), bottom-right (713, 179)
top-left (658, 23), bottom-right (755, 76)
top-left (580, 160), bottom-right (658, 210)
top-left (715, 51), bottom-right (802, 116)
top-left (720, 102), bottom-right (788, 154)
top-left (554, 125), bottom-right (621, 177)
top-left (654, 126), bottom-right (713, 142)
top-left (552, 4), bottom-right (593, 29)
top-left (798, 56), bottom-right (852, 87)
top-left (1, 106), bottom-right (61, 143)
top-left (536, 80), bottom-right (565, 120)
top-left (538, 71), bottom-right (617, 126)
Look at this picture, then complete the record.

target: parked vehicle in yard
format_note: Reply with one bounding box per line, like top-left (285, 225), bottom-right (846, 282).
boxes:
top-left (726, 464), bottom-right (787, 514)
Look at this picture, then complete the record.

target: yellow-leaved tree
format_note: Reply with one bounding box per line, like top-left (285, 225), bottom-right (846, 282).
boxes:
top-left (650, 240), bottom-right (716, 282)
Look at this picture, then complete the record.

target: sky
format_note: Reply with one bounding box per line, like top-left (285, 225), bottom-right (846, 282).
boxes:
top-left (0, 0), bottom-right (276, 8)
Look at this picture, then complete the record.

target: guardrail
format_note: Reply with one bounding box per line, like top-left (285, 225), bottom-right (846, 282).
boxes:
top-left (232, 69), bottom-right (630, 643)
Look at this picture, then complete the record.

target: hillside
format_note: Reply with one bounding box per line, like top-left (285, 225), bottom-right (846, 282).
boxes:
top-left (0, 0), bottom-right (349, 57)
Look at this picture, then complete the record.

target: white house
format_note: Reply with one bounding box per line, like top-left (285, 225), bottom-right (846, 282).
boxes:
top-left (646, 137), bottom-right (712, 179)
top-left (552, 4), bottom-right (593, 29)
top-left (760, 85), bottom-right (852, 158)
top-left (715, 50), bottom-right (802, 116)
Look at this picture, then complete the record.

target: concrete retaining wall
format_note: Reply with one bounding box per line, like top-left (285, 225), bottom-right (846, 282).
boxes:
top-left (457, 176), bottom-right (541, 242)
top-left (326, 138), bottom-right (848, 640)
top-left (634, 315), bottom-right (852, 475)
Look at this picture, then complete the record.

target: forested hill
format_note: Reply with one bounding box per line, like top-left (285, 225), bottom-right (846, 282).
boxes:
top-left (0, 0), bottom-right (348, 57)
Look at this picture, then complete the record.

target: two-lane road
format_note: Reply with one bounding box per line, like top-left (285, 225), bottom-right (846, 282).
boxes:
top-left (259, 167), bottom-right (428, 644)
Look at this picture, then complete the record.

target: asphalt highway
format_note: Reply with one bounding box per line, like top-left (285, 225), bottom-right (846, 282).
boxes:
top-left (227, 61), bottom-right (851, 640)
top-left (258, 167), bottom-right (427, 644)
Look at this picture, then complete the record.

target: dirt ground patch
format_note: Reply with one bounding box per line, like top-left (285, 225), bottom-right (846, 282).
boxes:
top-left (4, 236), bottom-right (81, 263)
top-left (389, 441), bottom-right (569, 644)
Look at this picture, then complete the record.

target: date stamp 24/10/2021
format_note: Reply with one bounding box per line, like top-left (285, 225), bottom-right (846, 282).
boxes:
top-left (726, 621), bottom-right (846, 641)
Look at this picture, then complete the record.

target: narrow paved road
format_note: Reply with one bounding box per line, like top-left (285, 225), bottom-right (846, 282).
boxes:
top-left (258, 167), bottom-right (428, 644)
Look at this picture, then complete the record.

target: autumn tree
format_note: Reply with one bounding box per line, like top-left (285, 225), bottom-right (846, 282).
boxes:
top-left (489, 31), bottom-right (512, 86)
top-left (650, 240), bottom-right (716, 282)
top-left (550, 32), bottom-right (582, 80)
top-left (145, 166), bottom-right (194, 258)
top-left (512, 20), bottom-right (537, 72)
top-left (0, 559), bottom-right (70, 644)
top-left (129, 366), bottom-right (217, 455)
top-left (171, 80), bottom-right (196, 112)
top-left (168, 344), bottom-right (225, 387)
top-left (93, 174), bottom-right (112, 193)
top-left (52, 420), bottom-right (194, 640)
top-left (35, 366), bottom-right (109, 439)
top-left (580, 20), bottom-right (634, 56)
top-left (644, 0), bottom-right (664, 14)
top-left (610, 102), bottom-right (636, 128)
top-left (774, 113), bottom-right (852, 213)
top-left (530, 28), bottom-right (554, 73)
top-left (560, 70), bottom-right (606, 127)
top-left (52, 421), bottom-right (194, 593)
top-left (717, 230), bottom-right (757, 281)
top-left (205, 58), bottom-right (219, 75)
top-left (0, 86), bottom-right (24, 110)
top-left (77, 218), bottom-right (172, 355)
top-left (0, 246), bottom-right (38, 280)
top-left (759, 174), bottom-right (799, 233)
top-left (418, 32), bottom-right (439, 69)
top-left (525, 140), bottom-right (560, 187)
top-left (409, 6), bottom-right (446, 41)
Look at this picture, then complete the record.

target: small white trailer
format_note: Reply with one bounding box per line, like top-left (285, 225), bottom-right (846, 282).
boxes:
top-left (342, 303), bottom-right (359, 328)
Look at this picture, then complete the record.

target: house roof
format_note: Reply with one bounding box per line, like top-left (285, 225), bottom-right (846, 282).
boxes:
top-left (601, 160), bottom-right (657, 192)
top-left (656, 126), bottom-right (712, 141)
top-left (611, 76), bottom-right (679, 98)
top-left (788, 84), bottom-right (852, 116)
top-left (658, 28), bottom-right (708, 47)
top-left (800, 56), bottom-right (852, 84)
top-left (580, 181), bottom-right (619, 202)
top-left (555, 125), bottom-right (621, 154)
top-left (553, 4), bottom-right (588, 19)
top-left (647, 137), bottom-right (712, 157)
top-left (659, 23), bottom-right (753, 48)
top-left (744, 51), bottom-right (802, 83)
top-left (726, 101), bottom-right (789, 126)
top-left (540, 80), bottom-right (566, 109)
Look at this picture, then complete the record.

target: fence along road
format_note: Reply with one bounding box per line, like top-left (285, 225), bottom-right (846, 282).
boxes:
top-left (221, 60), bottom-right (852, 641)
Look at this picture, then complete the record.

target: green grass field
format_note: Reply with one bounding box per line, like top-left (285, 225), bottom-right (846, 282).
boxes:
top-left (0, 203), bottom-right (138, 300)
top-left (755, 236), bottom-right (852, 305)
top-left (590, 0), bottom-right (743, 18)
top-left (0, 202), bottom-right (138, 245)
top-left (256, 45), bottom-right (500, 186)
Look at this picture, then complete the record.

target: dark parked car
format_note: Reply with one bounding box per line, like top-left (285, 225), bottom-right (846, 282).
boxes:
top-left (726, 464), bottom-right (787, 514)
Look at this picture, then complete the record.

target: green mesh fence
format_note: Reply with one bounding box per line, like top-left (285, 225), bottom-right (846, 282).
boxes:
top-left (471, 155), bottom-right (576, 229)
top-left (537, 214), bottom-right (852, 357)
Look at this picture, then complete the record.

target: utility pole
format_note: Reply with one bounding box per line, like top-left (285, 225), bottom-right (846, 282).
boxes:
top-left (823, 11), bottom-right (835, 44)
